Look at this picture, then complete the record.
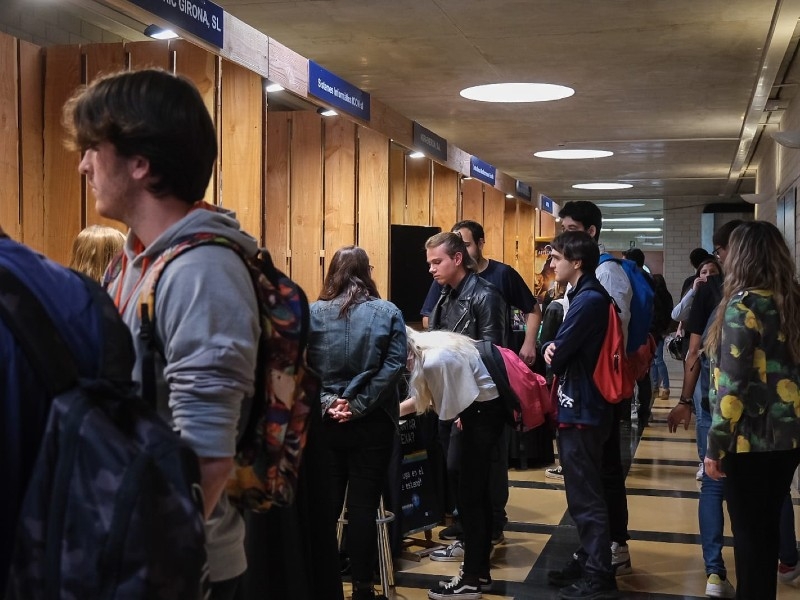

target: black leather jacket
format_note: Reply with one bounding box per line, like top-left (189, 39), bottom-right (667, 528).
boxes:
top-left (429, 272), bottom-right (509, 346)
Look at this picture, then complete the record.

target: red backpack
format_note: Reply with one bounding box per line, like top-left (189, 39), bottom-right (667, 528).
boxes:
top-left (592, 300), bottom-right (633, 403)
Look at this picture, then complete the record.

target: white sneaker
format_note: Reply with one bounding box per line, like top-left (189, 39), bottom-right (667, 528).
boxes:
top-left (696, 462), bottom-right (704, 481)
top-left (611, 541), bottom-right (632, 575)
top-left (430, 541), bottom-right (466, 562)
top-left (778, 561), bottom-right (800, 583)
top-left (545, 465), bottom-right (564, 481)
top-left (705, 573), bottom-right (735, 598)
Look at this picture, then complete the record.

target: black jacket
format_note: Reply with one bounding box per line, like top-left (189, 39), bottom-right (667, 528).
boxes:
top-left (429, 272), bottom-right (509, 347)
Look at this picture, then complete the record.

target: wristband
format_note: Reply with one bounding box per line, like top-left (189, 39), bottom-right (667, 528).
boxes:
top-left (678, 396), bottom-right (694, 412)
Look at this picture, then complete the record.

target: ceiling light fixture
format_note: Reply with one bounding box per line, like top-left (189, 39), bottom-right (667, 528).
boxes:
top-left (317, 107), bottom-right (338, 117)
top-left (143, 24), bottom-right (179, 40)
top-left (603, 217), bottom-right (655, 222)
top-left (460, 82), bottom-right (574, 103)
top-left (505, 194), bottom-right (514, 199)
top-left (596, 202), bottom-right (645, 208)
top-left (408, 151), bottom-right (425, 159)
top-left (572, 183), bottom-right (633, 190)
top-left (534, 149), bottom-right (613, 160)
top-left (769, 131), bottom-right (800, 149)
top-left (606, 227), bottom-right (661, 232)
top-left (265, 82), bottom-right (285, 93)
top-left (740, 192), bottom-right (771, 204)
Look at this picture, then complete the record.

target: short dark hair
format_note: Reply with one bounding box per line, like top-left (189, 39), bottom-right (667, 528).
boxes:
top-left (63, 68), bottom-right (217, 204)
top-left (558, 201), bottom-right (603, 241)
top-left (451, 220), bottom-right (485, 242)
top-left (425, 231), bottom-right (476, 271)
top-left (551, 230), bottom-right (600, 273)
top-left (689, 247), bottom-right (711, 268)
top-left (712, 219), bottom-right (745, 250)
top-left (623, 247), bottom-right (645, 268)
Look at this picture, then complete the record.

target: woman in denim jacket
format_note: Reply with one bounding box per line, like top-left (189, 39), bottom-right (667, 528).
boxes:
top-left (307, 246), bottom-right (407, 600)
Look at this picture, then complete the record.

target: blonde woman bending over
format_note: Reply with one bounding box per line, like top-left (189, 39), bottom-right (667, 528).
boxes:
top-left (69, 225), bottom-right (125, 282)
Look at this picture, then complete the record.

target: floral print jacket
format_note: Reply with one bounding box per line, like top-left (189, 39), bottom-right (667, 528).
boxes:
top-left (707, 289), bottom-right (800, 460)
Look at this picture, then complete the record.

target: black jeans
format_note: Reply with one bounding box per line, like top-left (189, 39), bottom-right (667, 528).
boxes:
top-left (558, 411), bottom-right (614, 580)
top-left (723, 447), bottom-right (800, 599)
top-left (325, 411), bottom-right (396, 585)
top-left (602, 403), bottom-right (630, 545)
top-left (457, 398), bottom-right (506, 578)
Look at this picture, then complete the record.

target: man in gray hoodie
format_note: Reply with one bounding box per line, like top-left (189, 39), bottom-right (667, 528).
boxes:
top-left (63, 69), bottom-right (260, 599)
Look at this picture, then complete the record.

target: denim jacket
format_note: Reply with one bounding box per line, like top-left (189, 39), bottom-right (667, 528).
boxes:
top-left (307, 297), bottom-right (407, 425)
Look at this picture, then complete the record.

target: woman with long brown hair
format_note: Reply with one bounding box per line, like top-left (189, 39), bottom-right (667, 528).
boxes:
top-left (704, 221), bottom-right (800, 599)
top-left (307, 246), bottom-right (406, 600)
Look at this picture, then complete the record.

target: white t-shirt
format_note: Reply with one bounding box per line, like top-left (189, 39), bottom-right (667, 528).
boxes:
top-left (422, 347), bottom-right (498, 420)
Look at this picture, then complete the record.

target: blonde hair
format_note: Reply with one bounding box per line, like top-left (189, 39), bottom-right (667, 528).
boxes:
top-left (706, 221), bottom-right (800, 361)
top-left (69, 225), bottom-right (126, 282)
top-left (405, 327), bottom-right (480, 414)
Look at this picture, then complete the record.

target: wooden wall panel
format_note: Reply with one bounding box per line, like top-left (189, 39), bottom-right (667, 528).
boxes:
top-left (405, 157), bottom-right (430, 226)
top-left (83, 43), bottom-right (126, 229)
top-left (483, 186), bottom-right (504, 261)
top-left (539, 209), bottom-right (556, 239)
top-left (126, 39), bottom-right (171, 70)
top-left (290, 111), bottom-right (324, 297)
top-left (389, 143), bottom-right (405, 224)
top-left (172, 40), bottom-right (218, 206)
top-left (323, 117), bottom-right (356, 269)
top-left (0, 35), bottom-right (20, 241)
top-left (265, 112), bottom-right (290, 268)
top-left (432, 162), bottom-right (457, 233)
top-left (220, 59), bottom-right (263, 241)
top-left (357, 126), bottom-right (389, 298)
top-left (19, 40), bottom-right (44, 252)
top-left (43, 46), bottom-right (81, 266)
top-left (503, 198), bottom-right (518, 267)
top-left (461, 178), bottom-right (483, 224)
top-left (518, 202), bottom-right (535, 287)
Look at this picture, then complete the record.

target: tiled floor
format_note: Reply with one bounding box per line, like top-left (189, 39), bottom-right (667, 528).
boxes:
top-left (344, 369), bottom-right (800, 599)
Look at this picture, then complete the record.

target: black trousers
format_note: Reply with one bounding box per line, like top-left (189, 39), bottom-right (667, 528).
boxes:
top-left (722, 448), bottom-right (800, 599)
top-left (602, 404), bottom-right (630, 545)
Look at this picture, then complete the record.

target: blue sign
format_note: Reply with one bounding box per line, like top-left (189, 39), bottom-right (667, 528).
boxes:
top-left (515, 181), bottom-right (532, 201)
top-left (308, 61), bottom-right (371, 121)
top-left (413, 122), bottom-right (447, 162)
top-left (129, 0), bottom-right (224, 48)
top-left (469, 156), bottom-right (496, 186)
top-left (541, 195), bottom-right (554, 214)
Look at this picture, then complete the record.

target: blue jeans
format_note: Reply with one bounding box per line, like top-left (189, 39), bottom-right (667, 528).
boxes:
top-left (650, 337), bottom-right (669, 390)
top-left (693, 355), bottom-right (726, 578)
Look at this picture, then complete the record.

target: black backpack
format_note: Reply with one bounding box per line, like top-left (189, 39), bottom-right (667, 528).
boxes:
top-left (0, 267), bottom-right (207, 600)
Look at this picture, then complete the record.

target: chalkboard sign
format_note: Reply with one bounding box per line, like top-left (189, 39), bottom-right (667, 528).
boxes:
top-left (398, 415), bottom-right (441, 535)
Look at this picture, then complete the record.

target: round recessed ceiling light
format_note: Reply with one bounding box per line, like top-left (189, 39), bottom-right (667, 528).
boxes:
top-left (460, 83), bottom-right (574, 103)
top-left (534, 149), bottom-right (613, 160)
top-left (572, 183), bottom-right (633, 190)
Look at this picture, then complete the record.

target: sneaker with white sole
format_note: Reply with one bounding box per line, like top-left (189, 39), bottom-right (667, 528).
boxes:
top-left (778, 561), bottom-right (800, 583)
top-left (696, 462), bottom-right (704, 481)
top-left (430, 541), bottom-right (466, 562)
top-left (438, 564), bottom-right (492, 591)
top-left (545, 465), bottom-right (564, 481)
top-left (427, 574), bottom-right (481, 599)
top-left (610, 542), bottom-right (632, 575)
top-left (705, 573), bottom-right (735, 598)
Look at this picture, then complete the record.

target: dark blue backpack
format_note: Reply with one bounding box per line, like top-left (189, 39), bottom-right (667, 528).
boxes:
top-left (598, 254), bottom-right (655, 353)
top-left (0, 267), bottom-right (207, 600)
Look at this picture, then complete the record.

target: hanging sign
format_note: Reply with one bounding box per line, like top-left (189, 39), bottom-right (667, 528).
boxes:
top-left (516, 181), bottom-right (532, 201)
top-left (469, 156), bottom-right (496, 186)
top-left (413, 122), bottom-right (447, 162)
top-left (308, 61), bottom-right (371, 121)
top-left (129, 0), bottom-right (224, 48)
top-left (541, 194), bottom-right (555, 215)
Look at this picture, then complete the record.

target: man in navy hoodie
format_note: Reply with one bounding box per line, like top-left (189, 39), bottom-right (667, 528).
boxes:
top-left (543, 231), bottom-right (618, 600)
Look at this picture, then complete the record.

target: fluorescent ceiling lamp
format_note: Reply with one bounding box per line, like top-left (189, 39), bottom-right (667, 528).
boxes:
top-left (534, 149), bottom-right (613, 160)
top-left (606, 227), bottom-right (661, 232)
top-left (460, 83), bottom-right (574, 103)
top-left (573, 183), bottom-right (632, 190)
top-left (596, 202), bottom-right (645, 208)
top-left (143, 24), bottom-right (179, 40)
top-left (317, 107), bottom-right (338, 117)
top-left (408, 151), bottom-right (425, 159)
top-left (265, 82), bottom-right (284, 93)
top-left (603, 217), bottom-right (655, 222)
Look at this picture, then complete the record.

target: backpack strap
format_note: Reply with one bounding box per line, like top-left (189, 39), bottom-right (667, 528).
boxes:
top-left (0, 266), bottom-right (78, 397)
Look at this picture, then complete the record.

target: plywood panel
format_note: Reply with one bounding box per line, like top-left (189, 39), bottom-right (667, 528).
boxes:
top-left (20, 40), bottom-right (44, 252)
top-left (357, 126), bottom-right (390, 298)
top-left (0, 35), bottom-right (20, 241)
top-left (504, 198), bottom-right (518, 267)
top-left (43, 46), bottom-right (82, 266)
top-left (265, 112), bottom-right (290, 269)
top-left (483, 186), bottom-right (504, 261)
top-left (539, 209), bottom-right (556, 239)
top-left (83, 43), bottom-right (126, 229)
top-left (220, 59), bottom-right (262, 241)
top-left (389, 143), bottom-right (406, 224)
top-left (172, 40), bottom-right (218, 205)
top-left (323, 116), bottom-right (356, 270)
top-left (405, 156), bottom-right (430, 226)
top-left (432, 162), bottom-right (457, 232)
top-left (461, 178), bottom-right (483, 224)
top-left (290, 111), bottom-right (324, 298)
top-left (518, 201), bottom-right (535, 287)
top-left (126, 39), bottom-right (171, 70)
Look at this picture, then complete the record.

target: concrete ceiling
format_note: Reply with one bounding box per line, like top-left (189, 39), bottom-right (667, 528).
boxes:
top-left (215, 0), bottom-right (800, 210)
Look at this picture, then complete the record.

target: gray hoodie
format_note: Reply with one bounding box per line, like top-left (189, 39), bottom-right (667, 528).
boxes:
top-left (108, 207), bottom-right (259, 582)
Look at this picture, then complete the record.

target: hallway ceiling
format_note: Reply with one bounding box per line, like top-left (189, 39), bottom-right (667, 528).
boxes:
top-left (216, 0), bottom-right (800, 208)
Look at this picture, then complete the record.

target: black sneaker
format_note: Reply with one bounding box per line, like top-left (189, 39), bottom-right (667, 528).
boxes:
top-left (439, 522), bottom-right (464, 541)
top-left (427, 574), bottom-right (481, 599)
top-left (558, 576), bottom-right (619, 600)
top-left (438, 564), bottom-right (493, 591)
top-left (548, 555), bottom-right (584, 587)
